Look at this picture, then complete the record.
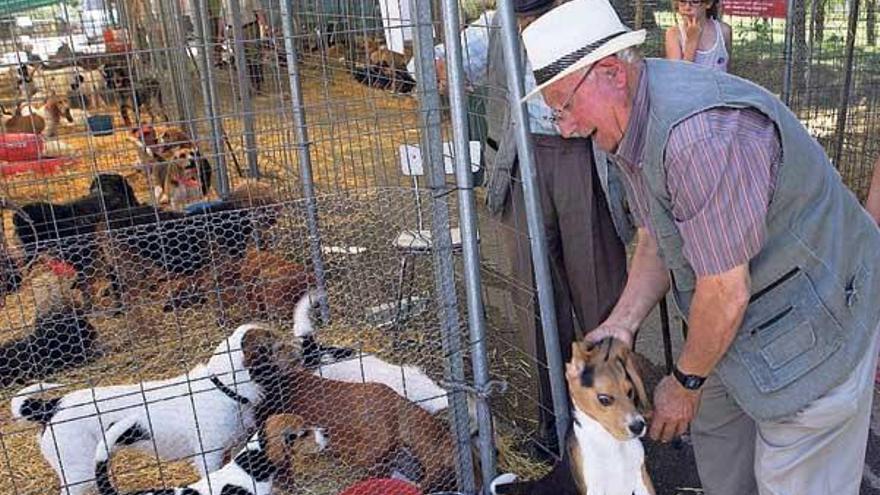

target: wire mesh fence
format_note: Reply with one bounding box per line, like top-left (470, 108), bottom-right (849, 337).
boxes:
top-left (0, 0), bottom-right (878, 493)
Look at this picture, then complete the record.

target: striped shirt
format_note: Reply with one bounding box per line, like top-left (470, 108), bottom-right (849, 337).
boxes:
top-left (612, 64), bottom-right (781, 275)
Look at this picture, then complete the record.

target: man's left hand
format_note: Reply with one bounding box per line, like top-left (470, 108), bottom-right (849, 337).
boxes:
top-left (649, 375), bottom-right (701, 442)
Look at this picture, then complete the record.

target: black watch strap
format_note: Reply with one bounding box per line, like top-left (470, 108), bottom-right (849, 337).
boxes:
top-left (673, 366), bottom-right (706, 390)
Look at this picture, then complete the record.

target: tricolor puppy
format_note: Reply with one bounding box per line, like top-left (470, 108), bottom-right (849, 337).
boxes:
top-left (10, 323), bottom-right (283, 495)
top-left (94, 413), bottom-right (328, 495)
top-left (491, 338), bottom-right (654, 495)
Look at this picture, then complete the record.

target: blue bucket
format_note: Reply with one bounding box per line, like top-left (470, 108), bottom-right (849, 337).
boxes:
top-left (86, 115), bottom-right (114, 136)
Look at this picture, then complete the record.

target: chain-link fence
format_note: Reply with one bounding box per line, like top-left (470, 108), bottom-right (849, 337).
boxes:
top-left (0, 0), bottom-right (878, 494)
top-left (0, 0), bottom-right (482, 493)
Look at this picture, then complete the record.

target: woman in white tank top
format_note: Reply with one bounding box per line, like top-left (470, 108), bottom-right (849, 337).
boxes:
top-left (664, 0), bottom-right (733, 72)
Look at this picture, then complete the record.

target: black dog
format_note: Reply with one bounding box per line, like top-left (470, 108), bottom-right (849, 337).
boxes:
top-left (352, 63), bottom-right (415, 94)
top-left (103, 63), bottom-right (168, 126)
top-left (13, 174), bottom-right (140, 301)
top-left (0, 304), bottom-right (98, 388)
top-left (101, 198), bottom-right (278, 311)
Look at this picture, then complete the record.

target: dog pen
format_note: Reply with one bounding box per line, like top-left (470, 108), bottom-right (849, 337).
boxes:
top-left (0, 0), bottom-right (879, 494)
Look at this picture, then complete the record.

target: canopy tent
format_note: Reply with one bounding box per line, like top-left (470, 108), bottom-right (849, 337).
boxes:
top-left (0, 0), bottom-right (66, 18)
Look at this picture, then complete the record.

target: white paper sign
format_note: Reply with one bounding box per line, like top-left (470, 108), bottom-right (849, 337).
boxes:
top-left (399, 141), bottom-right (482, 176)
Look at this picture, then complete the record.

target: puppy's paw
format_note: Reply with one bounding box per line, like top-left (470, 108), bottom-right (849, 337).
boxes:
top-left (490, 473), bottom-right (519, 495)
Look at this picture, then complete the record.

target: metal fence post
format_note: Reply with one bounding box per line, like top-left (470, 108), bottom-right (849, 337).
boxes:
top-left (410, 0), bottom-right (478, 491)
top-left (496, 0), bottom-right (569, 454)
top-left (167, 0), bottom-right (200, 137)
top-left (439, 0), bottom-right (498, 490)
top-left (227, 0), bottom-right (261, 178)
top-left (281, 0), bottom-right (331, 324)
top-left (194, 0), bottom-right (231, 197)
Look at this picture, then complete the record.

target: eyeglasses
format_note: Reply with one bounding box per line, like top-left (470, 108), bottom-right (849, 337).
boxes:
top-left (677, 0), bottom-right (708, 6)
top-left (549, 63), bottom-right (596, 125)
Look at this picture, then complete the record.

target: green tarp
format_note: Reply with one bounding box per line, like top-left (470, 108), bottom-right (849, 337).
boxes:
top-left (0, 0), bottom-right (64, 18)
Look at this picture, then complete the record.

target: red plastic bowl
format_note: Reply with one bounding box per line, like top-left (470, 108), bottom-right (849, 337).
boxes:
top-left (0, 133), bottom-right (43, 161)
top-left (338, 478), bottom-right (422, 495)
top-left (0, 157), bottom-right (78, 177)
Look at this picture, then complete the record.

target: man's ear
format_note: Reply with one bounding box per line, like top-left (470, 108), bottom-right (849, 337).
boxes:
top-left (595, 56), bottom-right (627, 89)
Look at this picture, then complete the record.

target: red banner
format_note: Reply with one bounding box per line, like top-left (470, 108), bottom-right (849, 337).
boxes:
top-left (723, 0), bottom-right (787, 18)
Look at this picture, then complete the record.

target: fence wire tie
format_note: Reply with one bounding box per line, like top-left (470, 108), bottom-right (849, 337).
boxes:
top-left (430, 184), bottom-right (475, 200)
top-left (440, 379), bottom-right (508, 399)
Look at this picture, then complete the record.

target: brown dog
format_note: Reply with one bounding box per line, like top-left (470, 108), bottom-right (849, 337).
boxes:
top-left (215, 247), bottom-right (315, 329)
top-left (1, 94), bottom-right (74, 136)
top-left (250, 336), bottom-right (461, 492)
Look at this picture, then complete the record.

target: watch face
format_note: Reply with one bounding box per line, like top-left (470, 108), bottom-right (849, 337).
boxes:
top-left (684, 376), bottom-right (703, 389)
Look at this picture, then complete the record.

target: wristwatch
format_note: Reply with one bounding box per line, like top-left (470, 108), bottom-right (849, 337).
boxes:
top-left (673, 366), bottom-right (706, 390)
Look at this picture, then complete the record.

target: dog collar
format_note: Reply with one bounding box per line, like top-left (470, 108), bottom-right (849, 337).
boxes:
top-left (210, 375), bottom-right (251, 405)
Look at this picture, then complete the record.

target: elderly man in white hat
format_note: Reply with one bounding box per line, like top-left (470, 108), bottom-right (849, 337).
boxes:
top-left (520, 0), bottom-right (880, 493)
top-left (428, 0), bottom-right (632, 456)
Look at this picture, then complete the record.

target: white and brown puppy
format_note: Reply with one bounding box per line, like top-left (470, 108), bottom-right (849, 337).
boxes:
top-left (11, 94), bottom-right (74, 136)
top-left (11, 323), bottom-right (283, 495)
top-left (491, 338), bottom-right (654, 495)
top-left (295, 305), bottom-right (450, 415)
top-left (94, 413), bottom-right (328, 495)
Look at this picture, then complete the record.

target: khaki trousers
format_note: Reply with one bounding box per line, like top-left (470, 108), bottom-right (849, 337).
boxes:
top-left (692, 323), bottom-right (880, 495)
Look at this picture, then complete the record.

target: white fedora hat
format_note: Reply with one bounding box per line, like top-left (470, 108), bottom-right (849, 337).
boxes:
top-left (521, 0), bottom-right (646, 100)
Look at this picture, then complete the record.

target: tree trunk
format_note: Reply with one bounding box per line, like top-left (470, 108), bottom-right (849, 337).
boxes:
top-left (635, 0), bottom-right (645, 29)
top-left (868, 0), bottom-right (877, 45)
top-left (815, 0), bottom-right (826, 44)
top-left (792, 0), bottom-right (808, 101)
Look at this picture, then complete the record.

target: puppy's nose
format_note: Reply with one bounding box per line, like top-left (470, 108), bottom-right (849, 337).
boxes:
top-left (629, 418), bottom-right (647, 437)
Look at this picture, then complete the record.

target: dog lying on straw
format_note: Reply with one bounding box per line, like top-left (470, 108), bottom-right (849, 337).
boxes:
top-left (10, 322), bottom-right (298, 495)
top-left (252, 301), bottom-right (469, 493)
top-left (94, 413), bottom-right (328, 495)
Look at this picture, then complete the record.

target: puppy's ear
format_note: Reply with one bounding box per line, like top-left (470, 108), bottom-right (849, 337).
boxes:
top-left (241, 327), bottom-right (278, 369)
top-left (566, 341), bottom-right (587, 380)
top-left (624, 352), bottom-right (651, 413)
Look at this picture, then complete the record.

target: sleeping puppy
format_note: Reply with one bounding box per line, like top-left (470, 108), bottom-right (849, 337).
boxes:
top-left (10, 323), bottom-right (283, 495)
top-left (100, 192), bottom-right (278, 311)
top-left (127, 125), bottom-right (213, 207)
top-left (214, 248), bottom-right (316, 330)
top-left (94, 413), bottom-right (328, 495)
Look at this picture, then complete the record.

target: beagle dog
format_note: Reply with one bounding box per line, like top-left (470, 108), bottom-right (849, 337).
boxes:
top-left (491, 338), bottom-right (654, 495)
top-left (127, 125), bottom-right (213, 207)
top-left (11, 323), bottom-right (283, 495)
top-left (94, 413), bottom-right (328, 495)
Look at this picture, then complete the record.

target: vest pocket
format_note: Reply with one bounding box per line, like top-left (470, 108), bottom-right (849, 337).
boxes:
top-left (734, 269), bottom-right (844, 393)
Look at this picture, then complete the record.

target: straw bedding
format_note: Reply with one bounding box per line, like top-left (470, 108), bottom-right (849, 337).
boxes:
top-left (0, 66), bottom-right (549, 494)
